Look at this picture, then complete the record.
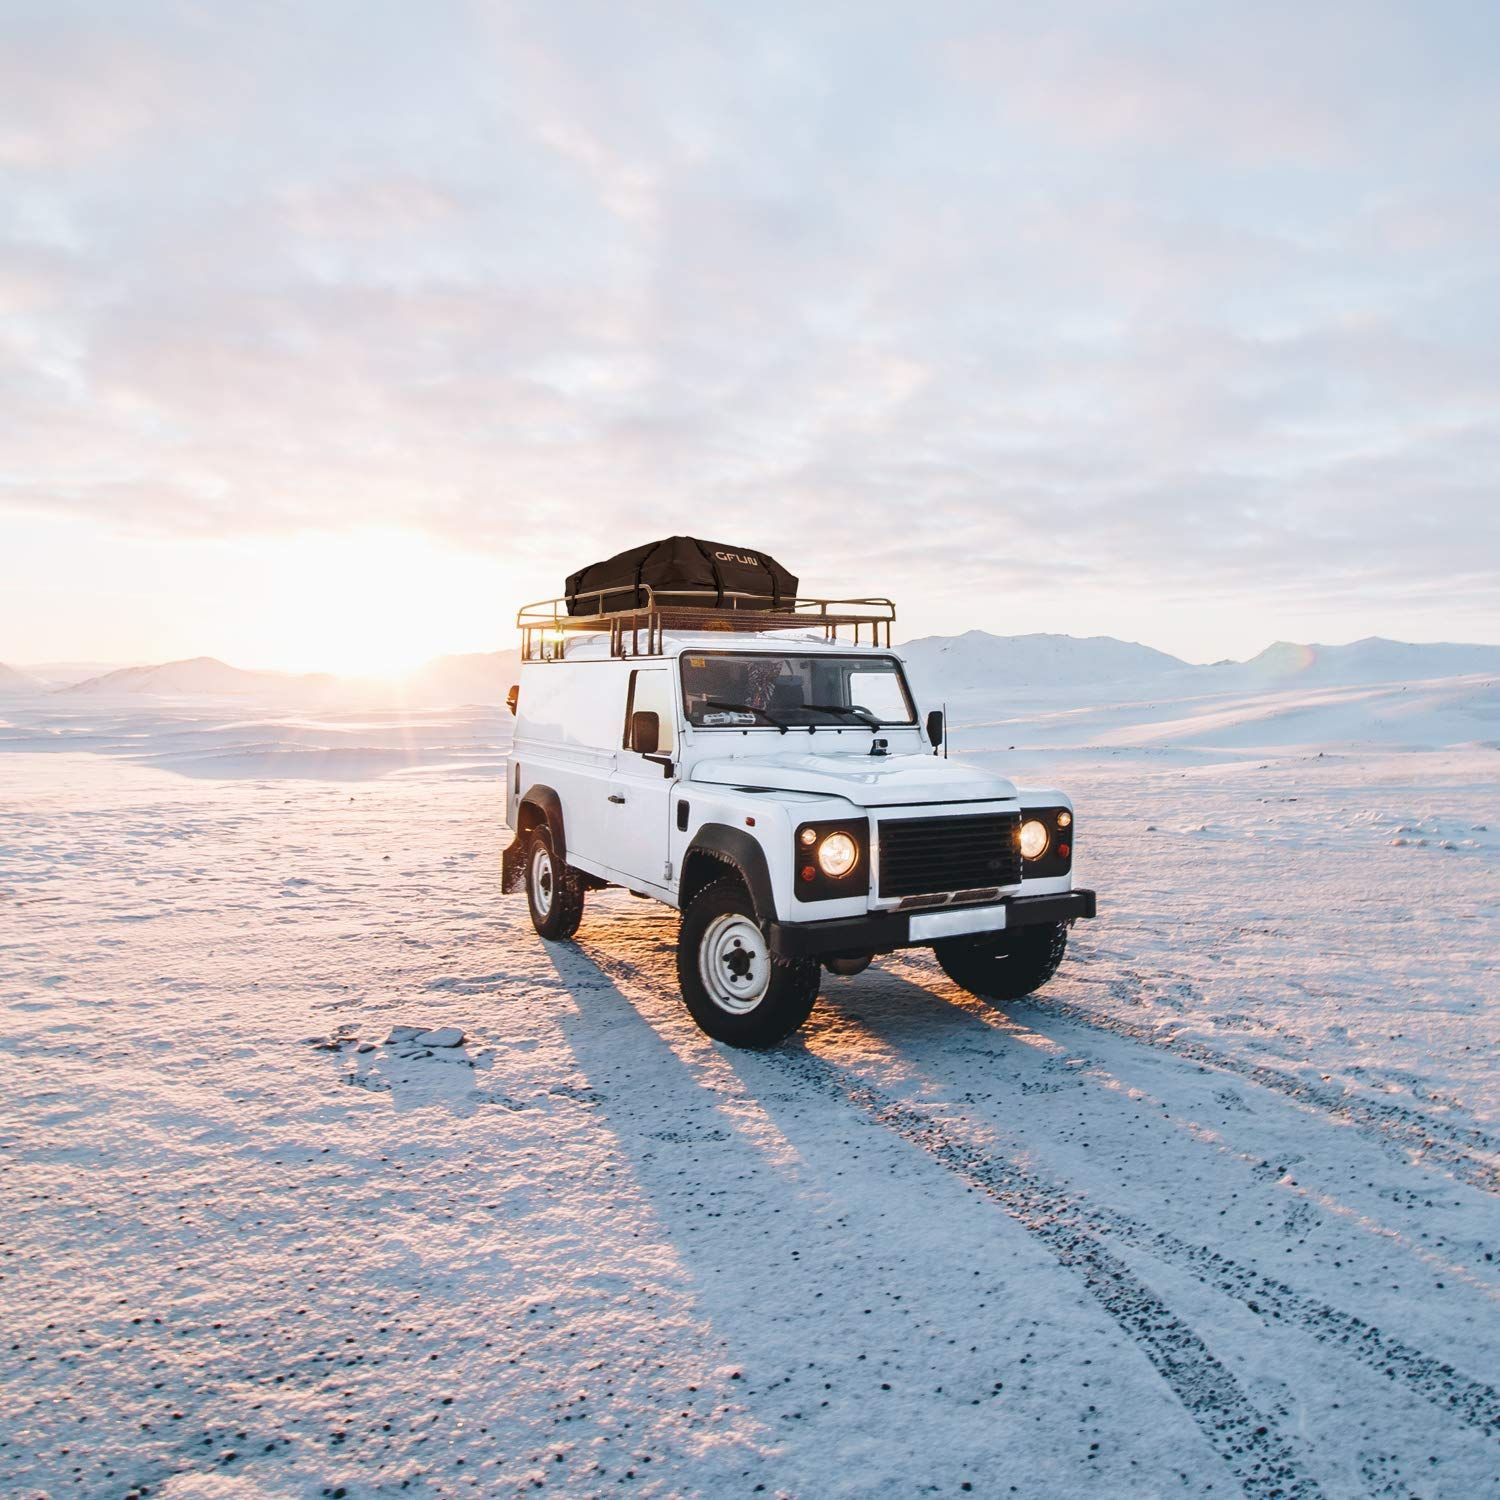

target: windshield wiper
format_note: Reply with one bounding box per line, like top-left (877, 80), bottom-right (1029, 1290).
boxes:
top-left (703, 698), bottom-right (789, 732)
top-left (803, 702), bottom-right (882, 728)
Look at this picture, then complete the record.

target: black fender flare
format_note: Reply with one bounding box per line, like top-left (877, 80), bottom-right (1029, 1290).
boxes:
top-left (681, 824), bottom-right (776, 925)
top-left (502, 785), bottom-right (567, 892)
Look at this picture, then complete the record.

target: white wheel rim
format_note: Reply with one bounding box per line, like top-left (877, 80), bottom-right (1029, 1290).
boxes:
top-left (530, 843), bottom-right (554, 918)
top-left (699, 912), bottom-right (770, 1015)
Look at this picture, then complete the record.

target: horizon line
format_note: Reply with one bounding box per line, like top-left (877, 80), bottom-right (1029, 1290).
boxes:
top-left (10, 628), bottom-right (1500, 685)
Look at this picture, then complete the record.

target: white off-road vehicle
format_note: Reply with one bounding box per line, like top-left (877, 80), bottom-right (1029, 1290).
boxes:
top-left (502, 546), bottom-right (1095, 1047)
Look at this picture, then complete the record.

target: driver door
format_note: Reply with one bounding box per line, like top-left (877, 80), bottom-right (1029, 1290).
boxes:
top-left (606, 667), bottom-right (678, 893)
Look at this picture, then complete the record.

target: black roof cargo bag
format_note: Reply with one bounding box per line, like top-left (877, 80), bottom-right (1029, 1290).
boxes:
top-left (566, 537), bottom-right (798, 616)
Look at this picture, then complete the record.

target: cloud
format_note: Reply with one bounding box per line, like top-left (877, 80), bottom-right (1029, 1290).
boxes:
top-left (0, 0), bottom-right (1497, 657)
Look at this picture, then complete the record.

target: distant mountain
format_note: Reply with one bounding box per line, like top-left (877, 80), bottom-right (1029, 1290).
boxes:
top-left (900, 631), bottom-right (1189, 692)
top-left (64, 656), bottom-right (339, 699)
top-left (402, 651), bottom-right (520, 705)
top-left (59, 651), bottom-right (521, 706)
top-left (1233, 637), bottom-right (1500, 686)
top-left (900, 630), bottom-right (1500, 696)
top-left (46, 634), bottom-right (1500, 708)
top-left (0, 661), bottom-right (43, 694)
top-left (17, 661), bottom-right (136, 687)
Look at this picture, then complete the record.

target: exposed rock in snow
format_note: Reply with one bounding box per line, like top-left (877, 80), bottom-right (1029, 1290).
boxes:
top-left (415, 1026), bottom-right (465, 1048)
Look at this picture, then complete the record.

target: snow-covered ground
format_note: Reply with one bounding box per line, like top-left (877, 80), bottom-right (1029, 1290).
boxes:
top-left (2, 677), bottom-right (1497, 1498)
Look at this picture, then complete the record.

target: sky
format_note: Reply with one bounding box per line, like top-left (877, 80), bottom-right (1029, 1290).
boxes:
top-left (2, 0), bottom-right (1498, 675)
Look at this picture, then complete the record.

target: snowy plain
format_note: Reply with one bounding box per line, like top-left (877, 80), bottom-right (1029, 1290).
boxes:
top-left (2, 657), bottom-right (1498, 1499)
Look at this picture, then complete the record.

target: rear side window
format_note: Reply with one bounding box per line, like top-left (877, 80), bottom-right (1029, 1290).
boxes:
top-left (623, 669), bottom-right (676, 754)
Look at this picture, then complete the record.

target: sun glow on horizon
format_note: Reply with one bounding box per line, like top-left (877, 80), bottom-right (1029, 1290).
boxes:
top-left (1, 512), bottom-right (528, 675)
top-left (257, 528), bottom-right (521, 678)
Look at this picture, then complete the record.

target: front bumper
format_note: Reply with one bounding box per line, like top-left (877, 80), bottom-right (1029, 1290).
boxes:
top-left (768, 888), bottom-right (1096, 960)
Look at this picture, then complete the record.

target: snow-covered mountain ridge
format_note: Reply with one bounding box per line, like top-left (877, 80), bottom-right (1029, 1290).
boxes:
top-left (0, 661), bottom-right (42, 694)
top-left (61, 656), bottom-right (339, 698)
top-left (46, 651), bottom-right (520, 705)
top-left (899, 630), bottom-right (1188, 689)
top-left (6, 634), bottom-right (1496, 706)
top-left (900, 630), bottom-right (1500, 693)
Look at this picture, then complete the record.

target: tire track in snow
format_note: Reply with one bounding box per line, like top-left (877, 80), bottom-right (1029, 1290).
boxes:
top-left (573, 928), bottom-right (1500, 1455)
top-left (902, 957), bottom-right (1500, 1195)
top-left (766, 1044), bottom-right (1500, 1449)
top-left (762, 1047), bottom-right (1326, 1500)
top-left (577, 932), bottom-right (1325, 1493)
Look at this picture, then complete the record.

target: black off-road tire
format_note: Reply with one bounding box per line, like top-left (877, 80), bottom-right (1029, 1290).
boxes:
top-left (677, 876), bottom-right (820, 1048)
top-left (525, 825), bottom-right (585, 940)
top-left (934, 921), bottom-right (1068, 1001)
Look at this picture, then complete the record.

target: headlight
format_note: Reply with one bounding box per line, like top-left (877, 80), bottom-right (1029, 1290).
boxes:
top-left (1019, 819), bottom-right (1049, 860)
top-left (817, 830), bottom-right (860, 878)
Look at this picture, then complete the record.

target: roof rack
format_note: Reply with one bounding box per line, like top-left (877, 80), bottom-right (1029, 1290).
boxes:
top-left (517, 587), bottom-right (895, 661)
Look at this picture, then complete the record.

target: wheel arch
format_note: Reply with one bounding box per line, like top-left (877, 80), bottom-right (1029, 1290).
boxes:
top-left (679, 824), bottom-right (776, 924)
top-left (501, 784), bottom-right (567, 893)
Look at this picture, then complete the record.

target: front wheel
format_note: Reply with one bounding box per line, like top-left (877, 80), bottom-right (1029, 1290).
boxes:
top-left (526, 826), bottom-right (585, 940)
top-left (935, 921), bottom-right (1068, 1001)
top-left (677, 877), bottom-right (820, 1047)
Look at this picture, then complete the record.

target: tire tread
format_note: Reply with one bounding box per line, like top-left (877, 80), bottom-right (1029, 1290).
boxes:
top-left (526, 827), bottom-right (585, 940)
top-left (935, 921), bottom-right (1068, 1000)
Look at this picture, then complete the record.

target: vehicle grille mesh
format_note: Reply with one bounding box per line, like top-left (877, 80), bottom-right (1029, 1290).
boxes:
top-left (877, 813), bottom-right (1022, 899)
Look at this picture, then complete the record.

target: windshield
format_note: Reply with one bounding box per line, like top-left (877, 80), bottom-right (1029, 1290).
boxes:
top-left (679, 652), bottom-right (917, 729)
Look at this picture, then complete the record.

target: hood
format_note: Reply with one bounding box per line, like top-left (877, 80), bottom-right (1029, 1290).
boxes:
top-left (687, 749), bottom-right (1016, 807)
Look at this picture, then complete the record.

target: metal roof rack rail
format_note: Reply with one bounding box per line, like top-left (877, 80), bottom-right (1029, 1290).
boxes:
top-left (517, 587), bottom-right (895, 661)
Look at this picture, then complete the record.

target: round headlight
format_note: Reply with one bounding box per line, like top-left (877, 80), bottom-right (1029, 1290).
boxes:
top-left (1056, 809), bottom-right (1072, 829)
top-left (817, 830), bottom-right (860, 878)
top-left (1019, 819), bottom-right (1050, 860)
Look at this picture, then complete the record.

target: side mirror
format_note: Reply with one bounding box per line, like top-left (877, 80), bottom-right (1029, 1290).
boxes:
top-left (506, 684), bottom-right (519, 717)
top-left (630, 709), bottom-right (660, 755)
top-left (926, 708), bottom-right (944, 748)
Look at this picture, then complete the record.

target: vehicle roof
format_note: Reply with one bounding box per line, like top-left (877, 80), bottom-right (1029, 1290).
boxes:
top-left (528, 630), bottom-right (903, 664)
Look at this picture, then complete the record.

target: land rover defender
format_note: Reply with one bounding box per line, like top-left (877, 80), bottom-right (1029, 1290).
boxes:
top-left (502, 539), bottom-right (1096, 1046)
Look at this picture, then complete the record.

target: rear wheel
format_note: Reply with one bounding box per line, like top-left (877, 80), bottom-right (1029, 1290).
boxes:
top-left (526, 825), bottom-right (584, 940)
top-left (677, 877), bottom-right (819, 1047)
top-left (935, 921), bottom-right (1067, 1000)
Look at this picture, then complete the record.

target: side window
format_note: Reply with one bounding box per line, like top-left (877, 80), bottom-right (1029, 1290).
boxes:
top-left (623, 669), bottom-right (676, 754)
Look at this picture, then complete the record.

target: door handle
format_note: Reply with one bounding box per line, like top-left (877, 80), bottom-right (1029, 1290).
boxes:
top-left (608, 794), bottom-right (626, 804)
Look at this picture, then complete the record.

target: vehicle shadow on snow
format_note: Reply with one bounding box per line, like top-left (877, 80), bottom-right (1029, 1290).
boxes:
top-left (541, 932), bottom-right (821, 1176)
top-left (533, 930), bottom-right (1242, 1493)
top-left (534, 934), bottom-right (1029, 1465)
top-left (811, 959), bottom-right (1002, 1048)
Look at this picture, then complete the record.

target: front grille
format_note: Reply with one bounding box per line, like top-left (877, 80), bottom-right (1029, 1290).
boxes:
top-left (877, 813), bottom-right (1022, 899)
